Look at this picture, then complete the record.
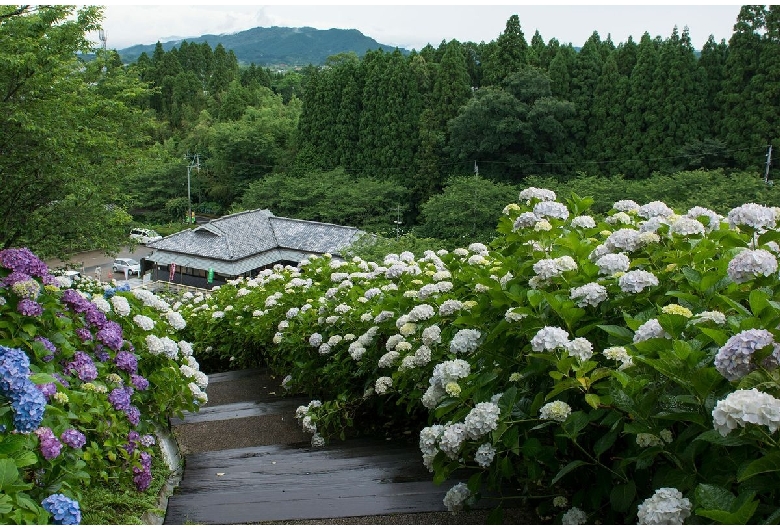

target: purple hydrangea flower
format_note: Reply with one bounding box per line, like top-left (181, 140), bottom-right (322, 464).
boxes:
top-left (130, 374), bottom-right (149, 391)
top-left (64, 352), bottom-right (97, 382)
top-left (0, 270), bottom-right (33, 288)
top-left (74, 327), bottom-right (92, 342)
top-left (37, 382), bottom-right (57, 399)
top-left (52, 373), bottom-right (69, 388)
top-left (60, 289), bottom-right (91, 313)
top-left (96, 321), bottom-right (124, 351)
top-left (132, 451), bottom-right (153, 491)
top-left (60, 428), bottom-right (86, 449)
top-left (94, 344), bottom-right (109, 362)
top-left (141, 434), bottom-right (156, 447)
top-left (114, 351), bottom-right (138, 374)
top-left (126, 405), bottom-right (141, 426)
top-left (85, 306), bottom-right (108, 329)
top-left (35, 336), bottom-right (57, 354)
top-left (35, 427), bottom-right (62, 460)
top-left (715, 329), bottom-right (779, 381)
top-left (108, 386), bottom-right (133, 411)
top-left (41, 493), bottom-right (81, 525)
top-left (17, 299), bottom-right (43, 317)
top-left (0, 248), bottom-right (49, 277)
top-left (125, 430), bottom-right (140, 453)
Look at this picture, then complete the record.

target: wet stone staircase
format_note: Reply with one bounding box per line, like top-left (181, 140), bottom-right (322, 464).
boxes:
top-left (163, 368), bottom-right (537, 525)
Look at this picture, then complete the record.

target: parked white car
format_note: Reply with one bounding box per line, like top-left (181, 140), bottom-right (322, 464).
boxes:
top-left (130, 228), bottom-right (162, 244)
top-left (112, 258), bottom-right (141, 277)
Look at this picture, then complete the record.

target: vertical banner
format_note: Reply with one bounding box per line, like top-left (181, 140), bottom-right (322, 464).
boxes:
top-left (207, 268), bottom-right (214, 284)
top-left (169, 263), bottom-right (176, 282)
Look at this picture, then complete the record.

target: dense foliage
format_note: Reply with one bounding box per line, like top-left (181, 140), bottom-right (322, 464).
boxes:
top-left (0, 248), bottom-right (207, 524)
top-left (177, 188), bottom-right (780, 524)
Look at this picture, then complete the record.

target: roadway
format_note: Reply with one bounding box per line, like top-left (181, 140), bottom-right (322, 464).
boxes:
top-left (44, 245), bottom-right (155, 288)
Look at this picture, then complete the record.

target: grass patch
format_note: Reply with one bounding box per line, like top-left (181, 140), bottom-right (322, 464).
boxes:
top-left (79, 442), bottom-right (172, 524)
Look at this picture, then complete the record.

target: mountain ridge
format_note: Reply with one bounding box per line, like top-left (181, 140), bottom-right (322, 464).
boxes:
top-left (116, 25), bottom-right (410, 67)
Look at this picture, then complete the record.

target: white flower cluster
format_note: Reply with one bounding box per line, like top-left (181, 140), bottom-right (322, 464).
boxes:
top-left (449, 329), bottom-right (481, 354)
top-left (605, 228), bottom-right (643, 252)
top-left (348, 326), bottom-right (378, 361)
top-left (111, 295), bottom-right (131, 317)
top-left (505, 307), bottom-right (526, 322)
top-left (619, 270), bottom-right (659, 293)
top-left (442, 482), bottom-right (472, 513)
top-left (407, 304), bottom-right (435, 322)
top-left (633, 319), bottom-right (671, 343)
top-left (669, 217), bottom-right (706, 237)
top-left (519, 186), bottom-right (556, 203)
top-left (686, 206), bottom-right (722, 231)
top-left (419, 424), bottom-right (445, 471)
top-left (309, 333), bottom-right (323, 348)
top-left (570, 215), bottom-right (596, 229)
top-left (595, 253), bottom-right (630, 275)
top-left (712, 388), bottom-right (780, 436)
top-left (531, 326), bottom-right (570, 352)
top-left (637, 201), bottom-right (674, 219)
top-left (464, 402), bottom-right (500, 438)
top-left (438, 300), bottom-right (463, 317)
top-left (613, 199), bottom-right (640, 212)
top-left (133, 288), bottom-right (171, 312)
top-left (689, 310), bottom-right (726, 325)
top-left (636, 487), bottom-right (692, 525)
top-left (421, 325), bottom-right (442, 346)
top-left (374, 310), bottom-right (395, 323)
top-left (513, 212), bottom-right (540, 230)
top-left (374, 376), bottom-right (393, 395)
top-left (166, 310), bottom-right (186, 330)
top-left (423, 359), bottom-right (470, 409)
top-left (399, 345), bottom-right (432, 371)
top-left (561, 507), bottom-right (588, 525)
top-left (569, 283), bottom-right (608, 308)
top-left (92, 297), bottom-right (111, 313)
top-left (539, 400), bottom-right (572, 422)
top-left (473, 443), bottom-right (496, 468)
top-left (533, 256), bottom-right (578, 281)
top-left (727, 203), bottom-right (776, 230)
top-left (534, 201), bottom-right (570, 220)
top-left (727, 249), bottom-right (778, 284)
top-left (602, 346), bottom-right (633, 369)
top-left (714, 328), bottom-right (778, 381)
top-left (605, 211), bottom-right (632, 225)
top-left (566, 337), bottom-right (593, 362)
top-left (133, 314), bottom-right (155, 331)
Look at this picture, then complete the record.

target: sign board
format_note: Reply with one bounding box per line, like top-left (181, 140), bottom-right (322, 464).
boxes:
top-left (207, 268), bottom-right (214, 283)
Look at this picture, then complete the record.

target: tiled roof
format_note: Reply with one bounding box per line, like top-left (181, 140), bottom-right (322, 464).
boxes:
top-left (146, 209), bottom-right (362, 273)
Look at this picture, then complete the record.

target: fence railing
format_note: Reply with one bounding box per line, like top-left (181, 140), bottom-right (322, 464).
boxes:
top-left (138, 280), bottom-right (214, 296)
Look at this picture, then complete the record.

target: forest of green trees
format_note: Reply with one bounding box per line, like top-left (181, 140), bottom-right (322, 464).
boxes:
top-left (4, 5), bottom-right (780, 258)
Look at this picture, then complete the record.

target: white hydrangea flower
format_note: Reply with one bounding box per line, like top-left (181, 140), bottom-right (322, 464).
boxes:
top-left (689, 311), bottom-right (726, 325)
top-left (133, 314), bottom-right (155, 331)
top-left (566, 337), bottom-right (593, 362)
top-left (464, 402), bottom-right (500, 439)
top-left (431, 359), bottom-right (471, 386)
top-left (636, 487), bottom-right (692, 525)
top-left (378, 351), bottom-right (400, 368)
top-left (519, 187), bottom-right (556, 203)
top-left (468, 242), bottom-right (489, 255)
top-left (408, 304), bottom-right (435, 322)
top-left (619, 270), bottom-right (659, 293)
top-left (531, 326), bottom-right (570, 352)
top-left (669, 217), bottom-right (706, 237)
top-left (571, 215), bottom-right (596, 229)
top-left (712, 388), bottom-right (780, 436)
top-left (539, 400), bottom-right (572, 422)
top-left (633, 319), bottom-right (671, 343)
top-left (443, 482), bottom-right (472, 513)
top-left (439, 422), bottom-right (468, 458)
top-left (318, 343), bottom-right (331, 356)
top-left (309, 333), bottom-right (323, 348)
top-left (570, 283), bottom-right (608, 308)
top-left (727, 249), bottom-right (778, 284)
top-left (638, 201), bottom-right (674, 219)
top-left (514, 212), bottom-right (540, 230)
top-left (602, 346), bottom-right (632, 367)
top-left (92, 297), bottom-right (111, 313)
top-left (311, 433), bottom-right (325, 447)
top-left (727, 203), bottom-right (776, 230)
top-left (636, 433), bottom-right (663, 448)
top-left (505, 308), bottom-right (527, 322)
top-left (422, 325), bottom-right (442, 346)
top-left (467, 254), bottom-right (489, 266)
top-left (613, 199), bottom-right (640, 212)
top-left (553, 496), bottom-right (568, 508)
top-left (562, 507), bottom-right (588, 525)
top-left (606, 228), bottom-right (643, 252)
top-left (438, 299), bottom-right (463, 317)
top-left (595, 253), bottom-right (630, 275)
top-left (449, 329), bottom-right (481, 354)
top-left (374, 310), bottom-right (395, 323)
top-left (474, 443), bottom-right (496, 468)
top-left (374, 376), bottom-right (393, 395)
top-left (111, 295), bottom-right (131, 317)
top-left (145, 334), bottom-right (165, 355)
top-left (686, 206), bottom-right (722, 231)
top-left (606, 211), bottom-right (633, 225)
top-left (535, 219), bottom-right (553, 232)
top-left (534, 201), bottom-right (570, 220)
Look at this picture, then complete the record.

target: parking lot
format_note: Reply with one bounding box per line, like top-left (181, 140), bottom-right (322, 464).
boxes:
top-left (45, 245), bottom-right (155, 288)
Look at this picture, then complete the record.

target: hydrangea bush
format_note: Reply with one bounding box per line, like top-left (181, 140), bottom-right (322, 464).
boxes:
top-left (0, 249), bottom-right (207, 524)
top-left (179, 190), bottom-right (780, 524)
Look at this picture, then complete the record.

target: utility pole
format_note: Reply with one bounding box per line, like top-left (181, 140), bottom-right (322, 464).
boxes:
top-left (394, 204), bottom-right (402, 239)
top-left (765, 145), bottom-right (773, 185)
top-left (474, 160), bottom-right (478, 177)
top-left (185, 154), bottom-right (200, 224)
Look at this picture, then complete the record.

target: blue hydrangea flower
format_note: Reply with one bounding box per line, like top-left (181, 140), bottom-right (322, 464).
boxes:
top-left (0, 346), bottom-right (46, 432)
top-left (41, 493), bottom-right (81, 525)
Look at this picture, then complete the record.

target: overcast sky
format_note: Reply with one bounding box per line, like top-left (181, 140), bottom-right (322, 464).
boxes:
top-left (95, 3), bottom-right (743, 52)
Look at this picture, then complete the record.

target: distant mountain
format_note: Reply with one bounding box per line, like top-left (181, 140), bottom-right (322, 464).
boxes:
top-left (117, 26), bottom-right (408, 67)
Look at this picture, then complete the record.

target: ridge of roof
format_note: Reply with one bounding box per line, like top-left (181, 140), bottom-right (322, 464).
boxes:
top-left (268, 215), bottom-right (360, 231)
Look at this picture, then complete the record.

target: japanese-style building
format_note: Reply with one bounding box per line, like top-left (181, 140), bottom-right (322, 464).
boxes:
top-left (144, 209), bottom-right (363, 288)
